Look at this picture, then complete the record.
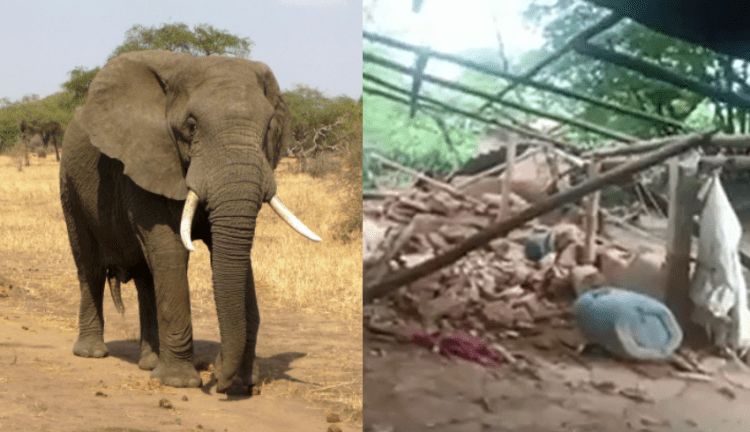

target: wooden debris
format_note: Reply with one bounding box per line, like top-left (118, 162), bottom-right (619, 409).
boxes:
top-left (365, 130), bottom-right (714, 301)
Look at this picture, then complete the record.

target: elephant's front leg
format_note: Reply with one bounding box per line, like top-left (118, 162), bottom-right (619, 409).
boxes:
top-left (141, 228), bottom-right (201, 388)
top-left (133, 273), bottom-right (160, 371)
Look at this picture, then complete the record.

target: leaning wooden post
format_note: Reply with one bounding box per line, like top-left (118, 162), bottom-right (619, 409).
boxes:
top-left (499, 140), bottom-right (517, 219)
top-left (583, 159), bottom-right (602, 264)
top-left (664, 151), bottom-right (704, 346)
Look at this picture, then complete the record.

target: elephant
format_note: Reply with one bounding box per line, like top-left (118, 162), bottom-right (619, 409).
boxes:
top-left (59, 50), bottom-right (321, 393)
top-left (19, 119), bottom-right (63, 164)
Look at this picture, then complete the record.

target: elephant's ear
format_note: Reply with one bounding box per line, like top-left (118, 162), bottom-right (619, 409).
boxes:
top-left (255, 62), bottom-right (291, 171)
top-left (78, 50), bottom-right (192, 201)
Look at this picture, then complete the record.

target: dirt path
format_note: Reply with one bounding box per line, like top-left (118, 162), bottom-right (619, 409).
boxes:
top-left (0, 256), bottom-right (360, 432)
top-left (364, 328), bottom-right (750, 432)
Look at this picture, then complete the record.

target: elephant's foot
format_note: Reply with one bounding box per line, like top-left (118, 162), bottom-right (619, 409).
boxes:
top-left (138, 350), bottom-right (159, 371)
top-left (151, 361), bottom-right (202, 388)
top-left (215, 360), bottom-right (260, 395)
top-left (73, 335), bottom-right (108, 358)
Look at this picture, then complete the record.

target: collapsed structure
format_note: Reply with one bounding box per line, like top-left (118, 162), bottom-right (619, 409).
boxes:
top-left (364, 2), bottom-right (750, 363)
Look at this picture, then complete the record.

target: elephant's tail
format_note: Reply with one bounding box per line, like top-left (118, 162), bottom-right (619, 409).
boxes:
top-left (107, 269), bottom-right (125, 316)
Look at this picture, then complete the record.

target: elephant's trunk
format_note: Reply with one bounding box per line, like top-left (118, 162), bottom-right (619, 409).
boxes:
top-left (206, 184), bottom-right (261, 393)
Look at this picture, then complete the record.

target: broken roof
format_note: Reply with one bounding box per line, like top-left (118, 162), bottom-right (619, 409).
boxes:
top-left (589, 0), bottom-right (750, 62)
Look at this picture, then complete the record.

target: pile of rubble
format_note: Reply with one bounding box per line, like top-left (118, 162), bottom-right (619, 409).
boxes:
top-left (364, 182), bottom-right (667, 357)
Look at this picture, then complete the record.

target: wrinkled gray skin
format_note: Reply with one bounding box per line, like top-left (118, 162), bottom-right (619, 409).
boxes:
top-left (59, 50), bottom-right (292, 393)
top-left (19, 120), bottom-right (62, 165)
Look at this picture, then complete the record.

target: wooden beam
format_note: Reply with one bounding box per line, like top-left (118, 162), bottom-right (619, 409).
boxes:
top-left (500, 140), bottom-right (517, 219)
top-left (699, 155), bottom-right (750, 170)
top-left (363, 82), bottom-right (578, 152)
top-left (364, 25), bottom-right (687, 131)
top-left (598, 154), bottom-right (750, 173)
top-left (489, 13), bottom-right (623, 103)
top-left (368, 152), bottom-right (484, 208)
top-left (574, 41), bottom-right (750, 110)
top-left (583, 160), bottom-right (602, 264)
top-left (364, 130), bottom-right (717, 302)
top-left (585, 134), bottom-right (750, 158)
top-left (452, 146), bottom-right (541, 189)
top-left (664, 152), bottom-right (705, 346)
top-left (363, 54), bottom-right (640, 142)
top-left (364, 190), bottom-right (400, 200)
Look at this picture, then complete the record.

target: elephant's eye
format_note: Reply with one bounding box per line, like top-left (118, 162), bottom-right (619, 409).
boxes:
top-left (186, 119), bottom-right (197, 137)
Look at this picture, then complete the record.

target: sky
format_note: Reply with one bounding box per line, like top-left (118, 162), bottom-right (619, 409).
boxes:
top-left (364, 0), bottom-right (546, 77)
top-left (1, 0), bottom-right (362, 101)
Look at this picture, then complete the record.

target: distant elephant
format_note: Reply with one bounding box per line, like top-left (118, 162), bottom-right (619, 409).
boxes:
top-left (59, 50), bottom-right (321, 393)
top-left (19, 119), bottom-right (63, 164)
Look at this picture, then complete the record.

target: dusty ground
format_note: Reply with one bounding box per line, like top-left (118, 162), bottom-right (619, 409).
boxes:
top-left (0, 154), bottom-right (362, 432)
top-left (363, 194), bottom-right (750, 432)
top-left (0, 251), bottom-right (360, 432)
top-left (364, 324), bottom-right (750, 432)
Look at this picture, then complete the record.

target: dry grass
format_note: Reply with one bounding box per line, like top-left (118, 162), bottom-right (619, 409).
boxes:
top-left (0, 154), bottom-right (362, 419)
top-left (186, 158), bottom-right (362, 320)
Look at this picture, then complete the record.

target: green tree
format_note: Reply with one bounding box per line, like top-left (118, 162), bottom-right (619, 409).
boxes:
top-left (61, 66), bottom-right (101, 108)
top-left (285, 85), bottom-right (357, 154)
top-left (109, 23), bottom-right (253, 60)
top-left (60, 22), bottom-right (253, 111)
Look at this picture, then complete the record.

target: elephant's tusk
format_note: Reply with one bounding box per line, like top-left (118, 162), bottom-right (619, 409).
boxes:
top-left (268, 196), bottom-right (322, 242)
top-left (180, 190), bottom-right (199, 252)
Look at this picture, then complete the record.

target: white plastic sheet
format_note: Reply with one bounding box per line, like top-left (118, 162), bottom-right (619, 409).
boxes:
top-left (690, 173), bottom-right (750, 349)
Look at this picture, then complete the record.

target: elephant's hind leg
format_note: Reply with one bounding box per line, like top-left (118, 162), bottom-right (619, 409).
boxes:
top-left (73, 265), bottom-right (108, 358)
top-left (62, 205), bottom-right (109, 358)
top-left (60, 126), bottom-right (111, 359)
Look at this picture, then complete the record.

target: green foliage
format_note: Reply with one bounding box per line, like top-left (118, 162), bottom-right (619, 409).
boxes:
top-left (109, 23), bottom-right (253, 60)
top-left (363, 89), bottom-right (478, 190)
top-left (287, 89), bottom-right (362, 242)
top-left (284, 85), bottom-right (361, 156)
top-left (522, 0), bottom-right (745, 140)
top-left (0, 92), bottom-right (72, 154)
top-left (60, 66), bottom-right (101, 110)
top-left (333, 102), bottom-right (363, 242)
top-left (57, 23), bottom-right (253, 114)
